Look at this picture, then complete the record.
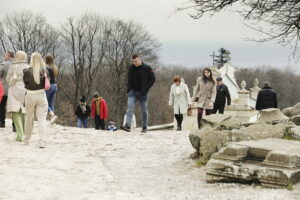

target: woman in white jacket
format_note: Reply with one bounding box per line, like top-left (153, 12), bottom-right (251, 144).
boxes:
top-left (169, 76), bottom-right (192, 130)
top-left (6, 51), bottom-right (29, 141)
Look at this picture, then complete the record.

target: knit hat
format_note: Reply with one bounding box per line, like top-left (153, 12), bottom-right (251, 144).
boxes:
top-left (216, 77), bottom-right (222, 81)
top-left (93, 92), bottom-right (99, 98)
top-left (80, 96), bottom-right (86, 103)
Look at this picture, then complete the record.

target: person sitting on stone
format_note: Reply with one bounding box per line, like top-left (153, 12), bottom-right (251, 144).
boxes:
top-left (255, 81), bottom-right (278, 111)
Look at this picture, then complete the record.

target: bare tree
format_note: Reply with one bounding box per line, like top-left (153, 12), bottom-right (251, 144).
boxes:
top-left (177, 0), bottom-right (300, 57)
top-left (0, 10), bottom-right (60, 56)
top-left (102, 19), bottom-right (160, 124)
top-left (61, 13), bottom-right (108, 107)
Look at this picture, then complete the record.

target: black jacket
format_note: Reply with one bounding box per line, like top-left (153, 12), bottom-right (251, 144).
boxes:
top-left (75, 105), bottom-right (91, 119)
top-left (255, 87), bottom-right (278, 110)
top-left (23, 67), bottom-right (49, 91)
top-left (47, 66), bottom-right (57, 84)
top-left (214, 84), bottom-right (231, 105)
top-left (127, 63), bottom-right (155, 95)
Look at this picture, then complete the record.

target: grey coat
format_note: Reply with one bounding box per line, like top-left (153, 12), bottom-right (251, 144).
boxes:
top-left (6, 62), bottom-right (29, 113)
top-left (0, 59), bottom-right (13, 95)
top-left (169, 83), bottom-right (192, 114)
top-left (191, 77), bottom-right (216, 109)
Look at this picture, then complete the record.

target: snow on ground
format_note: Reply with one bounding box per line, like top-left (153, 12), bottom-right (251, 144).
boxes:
top-left (0, 120), bottom-right (299, 200)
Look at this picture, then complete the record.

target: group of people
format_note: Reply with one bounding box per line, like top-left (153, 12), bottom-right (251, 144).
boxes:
top-left (168, 67), bottom-right (278, 130)
top-left (74, 92), bottom-right (109, 130)
top-left (0, 51), bottom-right (279, 147)
top-left (168, 68), bottom-right (231, 130)
top-left (0, 51), bottom-right (58, 148)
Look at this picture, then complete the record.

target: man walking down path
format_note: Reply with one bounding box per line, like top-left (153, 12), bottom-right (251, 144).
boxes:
top-left (212, 77), bottom-right (231, 114)
top-left (120, 54), bottom-right (155, 133)
top-left (0, 51), bottom-right (14, 128)
top-left (255, 82), bottom-right (278, 111)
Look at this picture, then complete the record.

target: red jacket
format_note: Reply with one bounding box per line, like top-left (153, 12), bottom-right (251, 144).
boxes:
top-left (91, 98), bottom-right (108, 119)
top-left (0, 80), bottom-right (3, 104)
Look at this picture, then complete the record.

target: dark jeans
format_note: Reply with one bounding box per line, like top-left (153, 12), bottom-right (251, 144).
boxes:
top-left (0, 95), bottom-right (7, 125)
top-left (125, 90), bottom-right (148, 128)
top-left (94, 115), bottom-right (105, 130)
top-left (174, 114), bottom-right (183, 128)
top-left (212, 104), bottom-right (225, 114)
top-left (197, 108), bottom-right (212, 129)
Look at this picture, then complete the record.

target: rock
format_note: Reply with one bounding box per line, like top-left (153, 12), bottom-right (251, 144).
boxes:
top-left (257, 108), bottom-right (289, 124)
top-left (290, 126), bottom-right (300, 140)
top-left (219, 116), bottom-right (253, 130)
top-left (232, 123), bottom-right (291, 141)
top-left (189, 123), bottom-right (293, 163)
top-left (189, 129), bottom-right (231, 162)
top-left (189, 130), bottom-right (201, 151)
top-left (282, 102), bottom-right (300, 117)
top-left (282, 107), bottom-right (293, 117)
top-left (201, 114), bottom-right (231, 129)
top-left (289, 115), bottom-right (300, 125)
top-left (206, 138), bottom-right (300, 188)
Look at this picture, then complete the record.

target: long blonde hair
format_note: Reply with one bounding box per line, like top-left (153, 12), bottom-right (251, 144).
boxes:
top-left (45, 55), bottom-right (58, 77)
top-left (30, 52), bottom-right (45, 84)
top-left (14, 51), bottom-right (27, 63)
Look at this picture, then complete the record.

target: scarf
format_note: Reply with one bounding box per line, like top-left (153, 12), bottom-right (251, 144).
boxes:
top-left (80, 102), bottom-right (86, 112)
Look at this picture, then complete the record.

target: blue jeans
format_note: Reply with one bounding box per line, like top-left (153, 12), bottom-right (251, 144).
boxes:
top-left (77, 117), bottom-right (88, 128)
top-left (46, 84), bottom-right (57, 113)
top-left (125, 90), bottom-right (148, 128)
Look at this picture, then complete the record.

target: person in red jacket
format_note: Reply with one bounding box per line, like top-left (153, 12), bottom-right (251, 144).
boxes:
top-left (91, 92), bottom-right (108, 130)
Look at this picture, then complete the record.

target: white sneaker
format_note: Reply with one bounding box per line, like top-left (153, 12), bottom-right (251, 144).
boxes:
top-left (50, 115), bottom-right (58, 125)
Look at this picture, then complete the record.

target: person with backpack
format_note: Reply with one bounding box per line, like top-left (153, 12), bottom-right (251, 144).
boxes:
top-left (75, 96), bottom-right (91, 128)
top-left (91, 92), bottom-right (108, 130)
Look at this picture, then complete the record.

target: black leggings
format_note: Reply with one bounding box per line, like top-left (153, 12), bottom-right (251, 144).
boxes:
top-left (0, 95), bottom-right (7, 124)
top-left (197, 108), bottom-right (212, 129)
top-left (174, 114), bottom-right (183, 128)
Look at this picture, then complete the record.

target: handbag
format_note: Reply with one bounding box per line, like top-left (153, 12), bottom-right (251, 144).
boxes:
top-left (44, 72), bottom-right (51, 90)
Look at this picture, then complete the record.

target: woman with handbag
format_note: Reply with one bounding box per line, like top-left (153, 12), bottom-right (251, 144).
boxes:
top-left (191, 68), bottom-right (216, 129)
top-left (45, 55), bottom-right (58, 125)
top-left (23, 52), bottom-right (49, 148)
top-left (169, 76), bottom-right (192, 131)
top-left (6, 51), bottom-right (29, 141)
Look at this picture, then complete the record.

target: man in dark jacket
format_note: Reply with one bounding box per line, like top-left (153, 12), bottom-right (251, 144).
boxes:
top-left (212, 77), bottom-right (231, 114)
top-left (120, 54), bottom-right (155, 133)
top-left (255, 82), bottom-right (277, 110)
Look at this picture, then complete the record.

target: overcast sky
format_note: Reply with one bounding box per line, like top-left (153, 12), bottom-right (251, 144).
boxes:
top-left (0, 0), bottom-right (299, 69)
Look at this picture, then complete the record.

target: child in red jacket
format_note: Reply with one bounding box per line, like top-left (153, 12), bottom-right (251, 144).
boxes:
top-left (91, 92), bottom-right (108, 130)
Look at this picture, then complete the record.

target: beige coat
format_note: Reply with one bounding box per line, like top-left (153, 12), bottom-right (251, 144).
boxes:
top-left (192, 77), bottom-right (216, 109)
top-left (6, 62), bottom-right (29, 113)
top-left (169, 83), bottom-right (192, 114)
